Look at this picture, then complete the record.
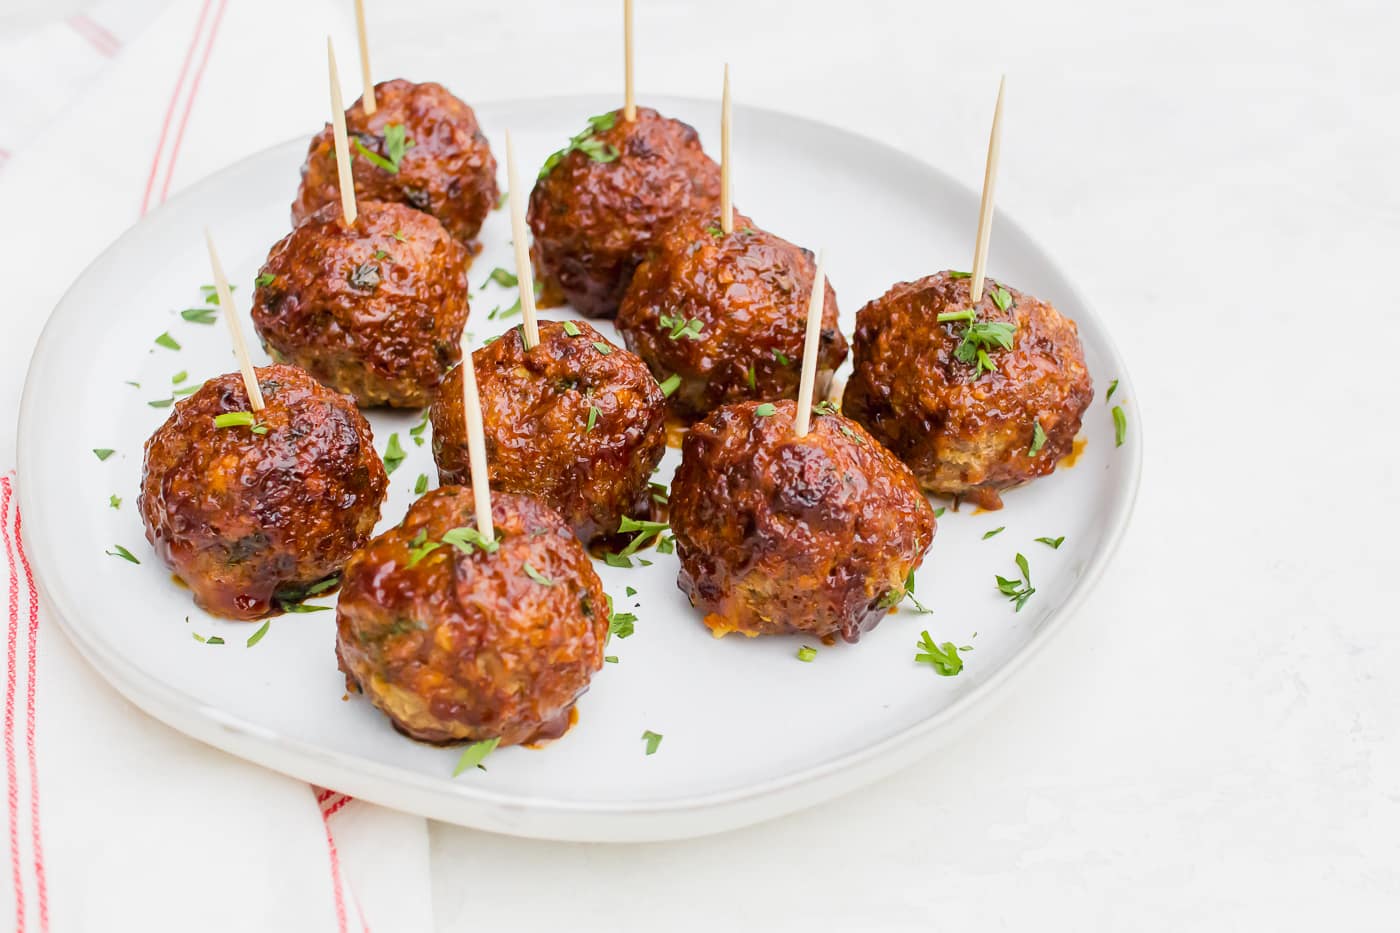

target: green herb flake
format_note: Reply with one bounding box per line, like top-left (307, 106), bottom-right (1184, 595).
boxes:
top-left (658, 373), bottom-right (681, 397)
top-left (773, 349), bottom-right (791, 366)
top-left (181, 307), bottom-right (217, 324)
top-left (453, 736), bottom-right (501, 775)
top-left (246, 621), bottom-right (271, 648)
top-left (933, 507), bottom-right (947, 518)
top-left (982, 526), bottom-right (1005, 539)
top-left (562, 321), bottom-right (582, 337)
top-left (171, 371), bottom-right (188, 384)
top-left (382, 433), bottom-right (406, 474)
top-left (592, 341), bottom-right (613, 355)
top-left (485, 267), bottom-right (518, 289)
top-left (109, 495), bottom-right (121, 510)
top-left (604, 655), bottom-right (618, 663)
top-left (1035, 536), bottom-right (1065, 549)
top-left (754, 403), bottom-right (777, 417)
top-left (797, 646), bottom-right (817, 662)
top-left (641, 730), bottom-right (663, 755)
top-left (414, 473), bottom-right (429, 495)
top-left (213, 411), bottom-right (256, 429)
top-left (538, 111), bottom-right (620, 179)
top-left (147, 398), bottom-right (174, 408)
top-left (914, 631), bottom-right (964, 676)
top-left (586, 406), bottom-right (600, 432)
top-left (254, 273), bottom-right (276, 288)
top-left (995, 553), bottom-right (1036, 612)
top-left (1029, 421), bottom-right (1049, 457)
top-left (1106, 379), bottom-right (1119, 402)
top-left (658, 313), bottom-right (704, 341)
top-left (947, 270), bottom-right (971, 279)
top-left (106, 545), bottom-right (140, 564)
top-left (523, 562), bottom-right (554, 587)
top-left (745, 365), bottom-right (756, 390)
top-left (625, 586), bottom-right (637, 597)
top-left (93, 448), bottom-right (115, 461)
top-left (193, 633), bottom-right (226, 645)
top-left (991, 287), bottom-right (1014, 312)
top-left (392, 230), bottom-right (408, 242)
top-left (409, 409), bottom-right (430, 446)
top-left (1112, 406), bottom-right (1128, 448)
top-left (155, 332), bottom-right (181, 351)
top-left (609, 610), bottom-right (637, 639)
top-left (603, 552), bottom-right (633, 568)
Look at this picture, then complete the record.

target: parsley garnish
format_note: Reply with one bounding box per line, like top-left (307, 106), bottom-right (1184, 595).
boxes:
top-left (382, 433), bottom-right (406, 473)
top-left (772, 349), bottom-right (791, 366)
top-left (659, 313), bottom-right (704, 340)
top-left (1106, 379), bottom-right (1119, 402)
top-left (754, 403), bottom-right (777, 417)
top-left (109, 495), bottom-right (121, 509)
top-left (947, 270), bottom-right (971, 279)
top-left (1112, 406), bottom-right (1128, 447)
top-left (1035, 536), bottom-right (1065, 549)
top-left (996, 553), bottom-right (1035, 612)
top-left (592, 341), bottom-right (612, 355)
top-left (704, 224), bottom-right (723, 237)
top-left (354, 123), bottom-right (414, 173)
top-left (409, 409), bottom-right (430, 446)
top-left (878, 569), bottom-right (931, 613)
top-left (106, 545), bottom-right (139, 564)
top-left (616, 516), bottom-right (668, 557)
top-left (937, 308), bottom-right (1015, 378)
top-left (990, 287), bottom-right (1014, 312)
top-left (172, 371), bottom-right (187, 384)
top-left (586, 406), bottom-right (600, 432)
top-left (155, 332), bottom-right (181, 351)
top-left (1029, 421), bottom-right (1047, 457)
top-left (933, 507), bottom-right (946, 518)
top-left (181, 307), bottom-right (217, 324)
top-left (254, 273), bottom-right (276, 288)
top-left (414, 473), bottom-right (429, 494)
top-left (246, 621), bottom-right (271, 647)
top-left (441, 526), bottom-right (501, 555)
top-left (563, 321), bottom-right (582, 337)
top-left (658, 373), bottom-right (681, 397)
top-left (391, 230), bottom-right (408, 242)
top-left (93, 448), bottom-right (115, 461)
top-left (641, 730), bottom-right (663, 755)
top-left (523, 562), bottom-right (554, 586)
top-left (813, 399), bottom-right (839, 416)
top-left (538, 112), bottom-right (619, 179)
top-left (609, 606), bottom-right (637, 639)
top-left (797, 646), bottom-right (817, 662)
top-left (982, 526), bottom-right (1005, 539)
top-left (405, 528), bottom-right (442, 567)
top-left (744, 365), bottom-right (756, 389)
top-left (192, 633), bottom-right (225, 645)
top-left (914, 631), bottom-right (964, 676)
top-left (453, 737), bottom-right (501, 775)
top-left (213, 412), bottom-right (256, 429)
top-left (484, 267), bottom-right (517, 288)
top-left (148, 398), bottom-right (174, 408)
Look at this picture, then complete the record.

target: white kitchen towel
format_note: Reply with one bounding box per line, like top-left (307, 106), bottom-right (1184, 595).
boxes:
top-left (0, 1), bottom-right (433, 930)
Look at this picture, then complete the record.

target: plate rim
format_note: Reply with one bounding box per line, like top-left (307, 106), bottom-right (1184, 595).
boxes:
top-left (15, 93), bottom-right (1143, 841)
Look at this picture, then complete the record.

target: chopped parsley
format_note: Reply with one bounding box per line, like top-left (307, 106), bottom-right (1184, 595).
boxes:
top-left (996, 553), bottom-right (1036, 612)
top-left (148, 398), bottom-right (174, 408)
top-left (354, 123), bottom-right (414, 173)
top-left (391, 229), bottom-right (408, 242)
top-left (246, 621), bottom-right (271, 647)
top-left (562, 321), bottom-right (582, 337)
top-left (937, 308), bottom-right (1015, 379)
top-left (658, 373), bottom-right (681, 397)
top-left (592, 341), bottom-right (612, 355)
top-left (1112, 406), bottom-right (1128, 447)
top-left (586, 406), bottom-right (600, 432)
top-left (1029, 421), bottom-right (1047, 457)
top-left (1106, 379), bottom-right (1119, 402)
top-left (641, 730), bottom-right (663, 755)
top-left (615, 516), bottom-right (668, 558)
top-left (254, 273), bottom-right (276, 288)
top-left (409, 409), bottom-right (430, 446)
top-left (382, 433), bottom-right (406, 474)
top-left (933, 507), bottom-right (946, 518)
top-left (441, 525), bottom-right (501, 555)
top-left (659, 313), bottom-right (704, 340)
top-left (484, 267), bottom-right (517, 288)
top-left (154, 332), bottom-right (181, 351)
top-left (772, 349), bottom-right (791, 366)
top-left (274, 577), bottom-right (339, 612)
top-left (172, 371), bottom-right (187, 384)
top-left (106, 545), bottom-right (139, 564)
top-left (878, 569), bottom-right (931, 613)
top-left (754, 403), bottom-right (777, 417)
top-left (405, 528), bottom-right (443, 567)
top-left (947, 270), bottom-right (971, 279)
top-left (609, 607), bottom-right (637, 639)
top-left (990, 286), bottom-right (1014, 312)
top-left (538, 111), bottom-right (619, 179)
top-left (192, 633), bottom-right (225, 645)
top-left (744, 365), bottom-right (756, 389)
top-left (523, 562), bottom-right (554, 587)
top-left (93, 448), bottom-right (115, 461)
top-left (180, 307), bottom-right (217, 324)
top-left (797, 646), bottom-right (817, 662)
top-left (453, 737), bottom-right (501, 775)
top-left (109, 495), bottom-right (121, 510)
top-left (213, 411), bottom-right (256, 429)
top-left (414, 473), bottom-right (429, 495)
top-left (914, 631), bottom-right (964, 676)
top-left (625, 586), bottom-right (637, 597)
top-left (813, 399), bottom-right (839, 416)
top-left (982, 526), bottom-right (1005, 539)
top-left (1035, 536), bottom-right (1065, 549)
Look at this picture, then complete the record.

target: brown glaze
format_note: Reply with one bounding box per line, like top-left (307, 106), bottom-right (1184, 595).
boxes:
top-left (293, 79), bottom-right (499, 246)
top-left (334, 488), bottom-right (608, 747)
top-left (617, 209), bottom-right (847, 421)
top-left (139, 364), bottom-right (388, 620)
top-left (429, 321), bottom-right (666, 543)
top-left (842, 271), bottom-right (1093, 510)
top-left (251, 201), bottom-right (470, 409)
top-left (527, 107), bottom-right (721, 319)
top-left (669, 399), bottom-right (936, 643)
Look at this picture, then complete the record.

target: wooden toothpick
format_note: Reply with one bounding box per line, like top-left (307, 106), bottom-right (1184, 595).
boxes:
top-left (792, 250), bottom-right (827, 438)
top-left (622, 0), bottom-right (636, 121)
top-left (720, 63), bottom-right (733, 235)
top-left (204, 229), bottom-right (265, 412)
top-left (354, 0), bottom-right (376, 115)
top-left (504, 130), bottom-right (539, 350)
top-left (458, 335), bottom-right (494, 539)
top-left (327, 36), bottom-right (358, 226)
top-left (968, 75), bottom-right (1005, 305)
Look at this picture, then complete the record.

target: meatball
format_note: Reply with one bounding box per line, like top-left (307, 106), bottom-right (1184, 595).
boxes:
top-left (251, 200), bottom-right (470, 408)
top-left (139, 364), bottom-right (388, 620)
top-left (292, 79), bottom-right (499, 246)
top-left (669, 399), bottom-right (936, 643)
top-left (335, 488), bottom-right (609, 746)
top-left (842, 271), bottom-right (1093, 510)
top-left (616, 209), bottom-right (847, 420)
top-left (430, 321), bottom-right (666, 544)
top-left (528, 106), bottom-right (721, 318)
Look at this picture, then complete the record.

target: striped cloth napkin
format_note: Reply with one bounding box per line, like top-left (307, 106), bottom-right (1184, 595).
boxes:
top-left (0, 1), bottom-right (432, 930)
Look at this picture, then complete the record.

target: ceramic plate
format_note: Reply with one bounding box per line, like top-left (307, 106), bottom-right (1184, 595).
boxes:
top-left (17, 95), bottom-right (1141, 841)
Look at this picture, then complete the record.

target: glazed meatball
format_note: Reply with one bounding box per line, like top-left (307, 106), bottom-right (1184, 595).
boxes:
top-left (293, 79), bottom-right (499, 245)
top-left (669, 400), bottom-right (936, 643)
top-left (139, 364), bottom-right (388, 620)
top-left (430, 321), bottom-right (666, 544)
top-left (616, 209), bottom-right (847, 421)
top-left (335, 488), bottom-right (609, 746)
top-left (842, 271), bottom-right (1093, 510)
top-left (528, 106), bottom-right (721, 318)
top-left (251, 200), bottom-right (470, 408)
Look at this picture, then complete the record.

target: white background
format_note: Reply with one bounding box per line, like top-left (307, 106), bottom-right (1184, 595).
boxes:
top-left (3, 0), bottom-right (1399, 930)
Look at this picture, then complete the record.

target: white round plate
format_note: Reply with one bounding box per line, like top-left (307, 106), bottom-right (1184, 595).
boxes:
top-left (17, 95), bottom-right (1140, 842)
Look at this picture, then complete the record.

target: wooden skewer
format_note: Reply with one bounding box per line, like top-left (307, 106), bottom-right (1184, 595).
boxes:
top-left (720, 63), bottom-right (733, 235)
top-left (622, 0), bottom-right (636, 121)
top-left (204, 229), bottom-right (265, 412)
top-left (504, 130), bottom-right (539, 350)
top-left (792, 250), bottom-right (827, 438)
top-left (458, 336), bottom-right (494, 538)
top-left (354, 0), bottom-right (376, 115)
top-left (968, 75), bottom-right (1005, 305)
top-left (327, 37), bottom-right (358, 226)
